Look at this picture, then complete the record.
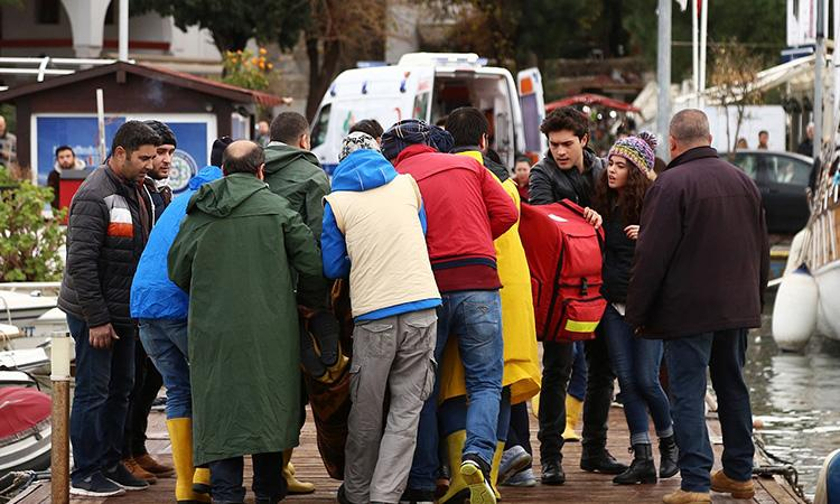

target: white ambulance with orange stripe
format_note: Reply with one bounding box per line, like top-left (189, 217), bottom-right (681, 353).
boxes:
top-left (310, 53), bottom-right (547, 174)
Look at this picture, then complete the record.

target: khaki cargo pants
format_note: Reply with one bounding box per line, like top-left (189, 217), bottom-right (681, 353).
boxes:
top-left (344, 308), bottom-right (437, 504)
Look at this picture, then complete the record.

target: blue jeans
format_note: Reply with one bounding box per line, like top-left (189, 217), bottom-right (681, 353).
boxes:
top-left (67, 314), bottom-right (135, 482)
top-left (568, 341), bottom-right (588, 401)
top-left (408, 290), bottom-right (504, 492)
top-left (665, 329), bottom-right (754, 492)
top-left (602, 305), bottom-right (672, 443)
top-left (138, 318), bottom-right (191, 419)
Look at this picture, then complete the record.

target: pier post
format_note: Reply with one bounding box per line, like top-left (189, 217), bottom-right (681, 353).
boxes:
top-left (50, 332), bottom-right (72, 504)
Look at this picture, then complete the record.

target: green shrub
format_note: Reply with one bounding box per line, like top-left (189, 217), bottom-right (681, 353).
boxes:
top-left (0, 168), bottom-right (65, 281)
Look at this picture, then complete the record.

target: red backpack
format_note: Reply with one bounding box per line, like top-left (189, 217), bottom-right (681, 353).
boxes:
top-left (519, 200), bottom-right (607, 342)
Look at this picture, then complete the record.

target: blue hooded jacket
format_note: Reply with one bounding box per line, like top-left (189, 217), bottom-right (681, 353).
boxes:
top-left (130, 167), bottom-right (224, 320)
top-left (321, 149), bottom-right (439, 321)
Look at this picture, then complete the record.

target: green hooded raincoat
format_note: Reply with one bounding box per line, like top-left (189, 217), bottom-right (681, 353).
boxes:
top-left (168, 173), bottom-right (322, 465)
top-left (263, 143), bottom-right (330, 308)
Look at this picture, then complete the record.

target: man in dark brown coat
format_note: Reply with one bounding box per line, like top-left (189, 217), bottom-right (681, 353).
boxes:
top-left (626, 109), bottom-right (769, 504)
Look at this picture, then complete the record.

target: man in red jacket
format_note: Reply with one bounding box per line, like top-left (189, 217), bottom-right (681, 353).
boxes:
top-left (381, 119), bottom-right (518, 504)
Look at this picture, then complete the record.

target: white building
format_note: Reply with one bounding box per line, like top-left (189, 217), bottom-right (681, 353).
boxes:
top-left (0, 0), bottom-right (222, 79)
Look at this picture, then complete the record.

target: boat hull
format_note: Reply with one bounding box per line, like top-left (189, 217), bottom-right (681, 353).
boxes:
top-left (814, 260), bottom-right (840, 341)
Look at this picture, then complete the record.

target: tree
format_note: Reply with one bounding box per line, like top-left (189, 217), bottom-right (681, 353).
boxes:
top-left (622, 0), bottom-right (785, 83)
top-left (0, 168), bottom-right (65, 282)
top-left (132, 0), bottom-right (306, 54)
top-left (302, 0), bottom-right (387, 120)
top-left (708, 42), bottom-right (765, 152)
top-left (424, 0), bottom-right (605, 69)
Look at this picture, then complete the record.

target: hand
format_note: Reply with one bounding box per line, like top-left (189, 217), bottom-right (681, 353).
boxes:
top-left (89, 323), bottom-right (119, 349)
top-left (583, 207), bottom-right (602, 229)
top-left (624, 225), bottom-right (640, 240)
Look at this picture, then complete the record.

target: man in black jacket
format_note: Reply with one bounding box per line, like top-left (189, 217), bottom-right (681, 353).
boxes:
top-left (121, 120), bottom-right (177, 483)
top-left (529, 107), bottom-right (626, 485)
top-left (626, 109), bottom-right (769, 504)
top-left (59, 121), bottom-right (160, 497)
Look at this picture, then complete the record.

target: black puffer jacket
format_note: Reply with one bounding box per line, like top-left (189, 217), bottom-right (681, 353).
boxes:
top-left (529, 148), bottom-right (605, 207)
top-left (58, 165), bottom-right (149, 327)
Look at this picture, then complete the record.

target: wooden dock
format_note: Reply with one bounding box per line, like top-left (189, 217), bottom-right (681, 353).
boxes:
top-left (11, 405), bottom-right (807, 504)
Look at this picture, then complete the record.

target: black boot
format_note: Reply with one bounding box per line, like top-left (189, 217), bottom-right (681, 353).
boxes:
top-left (612, 444), bottom-right (657, 485)
top-left (580, 446), bottom-right (628, 475)
top-left (540, 460), bottom-right (566, 485)
top-left (659, 435), bottom-right (679, 478)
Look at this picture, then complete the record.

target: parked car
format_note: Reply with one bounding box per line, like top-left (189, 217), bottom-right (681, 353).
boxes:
top-left (722, 150), bottom-right (813, 234)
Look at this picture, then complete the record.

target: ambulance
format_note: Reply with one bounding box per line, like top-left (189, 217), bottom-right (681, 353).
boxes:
top-left (309, 52), bottom-right (547, 173)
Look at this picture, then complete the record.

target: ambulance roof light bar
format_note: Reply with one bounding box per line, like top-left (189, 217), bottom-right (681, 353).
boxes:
top-left (397, 52), bottom-right (487, 68)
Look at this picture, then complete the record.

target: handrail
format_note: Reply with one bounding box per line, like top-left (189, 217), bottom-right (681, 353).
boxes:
top-left (0, 56), bottom-right (127, 84)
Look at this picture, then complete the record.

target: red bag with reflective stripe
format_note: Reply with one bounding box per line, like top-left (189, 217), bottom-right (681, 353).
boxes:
top-left (519, 200), bottom-right (607, 342)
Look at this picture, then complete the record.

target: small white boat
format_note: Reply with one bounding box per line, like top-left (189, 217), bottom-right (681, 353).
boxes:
top-left (0, 370), bottom-right (37, 388)
top-left (0, 348), bottom-right (50, 374)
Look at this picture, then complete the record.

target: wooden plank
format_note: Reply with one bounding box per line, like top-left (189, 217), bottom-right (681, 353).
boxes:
top-left (13, 405), bottom-right (806, 504)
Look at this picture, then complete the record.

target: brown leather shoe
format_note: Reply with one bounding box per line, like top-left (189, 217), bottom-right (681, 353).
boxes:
top-left (123, 458), bottom-right (157, 484)
top-left (135, 453), bottom-right (175, 478)
top-left (711, 469), bottom-right (755, 499)
top-left (662, 489), bottom-right (711, 504)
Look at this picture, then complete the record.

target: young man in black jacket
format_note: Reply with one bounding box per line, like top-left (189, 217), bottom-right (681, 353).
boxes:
top-left (59, 121), bottom-right (160, 497)
top-left (529, 107), bottom-right (626, 485)
top-left (121, 120), bottom-right (177, 483)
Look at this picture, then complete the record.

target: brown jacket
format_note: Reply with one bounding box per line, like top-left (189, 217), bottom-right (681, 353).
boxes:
top-left (625, 146), bottom-right (770, 339)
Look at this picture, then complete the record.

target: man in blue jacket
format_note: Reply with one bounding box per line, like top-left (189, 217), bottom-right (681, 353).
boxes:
top-left (130, 164), bottom-right (223, 504)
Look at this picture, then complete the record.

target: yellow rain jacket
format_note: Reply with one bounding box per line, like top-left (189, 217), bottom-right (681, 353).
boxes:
top-left (438, 150), bottom-right (541, 406)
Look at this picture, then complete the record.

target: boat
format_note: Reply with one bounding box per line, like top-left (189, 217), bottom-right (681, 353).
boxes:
top-left (0, 283), bottom-right (67, 353)
top-left (0, 386), bottom-right (52, 477)
top-left (814, 448), bottom-right (840, 504)
top-left (0, 348), bottom-right (50, 375)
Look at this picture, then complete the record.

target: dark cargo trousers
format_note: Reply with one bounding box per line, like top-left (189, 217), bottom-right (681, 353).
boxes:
top-left (344, 308), bottom-right (438, 504)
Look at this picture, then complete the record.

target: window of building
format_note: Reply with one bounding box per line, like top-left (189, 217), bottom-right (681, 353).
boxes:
top-left (36, 0), bottom-right (61, 25)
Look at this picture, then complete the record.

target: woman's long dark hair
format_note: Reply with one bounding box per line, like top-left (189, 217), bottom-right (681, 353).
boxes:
top-left (593, 158), bottom-right (654, 226)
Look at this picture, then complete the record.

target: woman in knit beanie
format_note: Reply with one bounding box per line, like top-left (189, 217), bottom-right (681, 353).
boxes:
top-left (592, 132), bottom-right (678, 486)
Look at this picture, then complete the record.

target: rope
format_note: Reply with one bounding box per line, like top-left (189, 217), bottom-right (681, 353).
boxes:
top-left (0, 471), bottom-right (37, 504)
top-left (754, 433), bottom-right (813, 504)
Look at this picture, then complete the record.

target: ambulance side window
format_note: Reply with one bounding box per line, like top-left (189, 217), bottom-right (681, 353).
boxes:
top-left (413, 93), bottom-right (430, 121)
top-left (310, 104), bottom-right (331, 149)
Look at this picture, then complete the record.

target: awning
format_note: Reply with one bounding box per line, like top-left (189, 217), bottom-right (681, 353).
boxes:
top-left (546, 93), bottom-right (641, 113)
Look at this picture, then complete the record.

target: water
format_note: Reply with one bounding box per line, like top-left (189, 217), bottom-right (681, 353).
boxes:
top-left (745, 311), bottom-right (840, 498)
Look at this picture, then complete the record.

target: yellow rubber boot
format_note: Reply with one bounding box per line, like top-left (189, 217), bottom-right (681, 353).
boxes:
top-left (283, 448), bottom-right (315, 494)
top-left (440, 431), bottom-right (469, 503)
top-left (562, 396), bottom-right (583, 442)
top-left (192, 467), bottom-right (211, 499)
top-left (488, 441), bottom-right (505, 500)
top-left (166, 418), bottom-right (210, 503)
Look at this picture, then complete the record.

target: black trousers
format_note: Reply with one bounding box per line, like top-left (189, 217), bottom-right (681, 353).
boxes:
top-left (123, 341), bottom-right (163, 458)
top-left (581, 333), bottom-right (616, 454)
top-left (209, 452), bottom-right (286, 503)
top-left (537, 341), bottom-right (574, 462)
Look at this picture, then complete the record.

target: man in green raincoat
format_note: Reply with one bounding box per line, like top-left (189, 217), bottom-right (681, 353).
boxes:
top-left (168, 140), bottom-right (322, 504)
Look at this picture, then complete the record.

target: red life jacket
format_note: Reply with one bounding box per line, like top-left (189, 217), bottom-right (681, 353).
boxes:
top-left (519, 200), bottom-right (607, 342)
